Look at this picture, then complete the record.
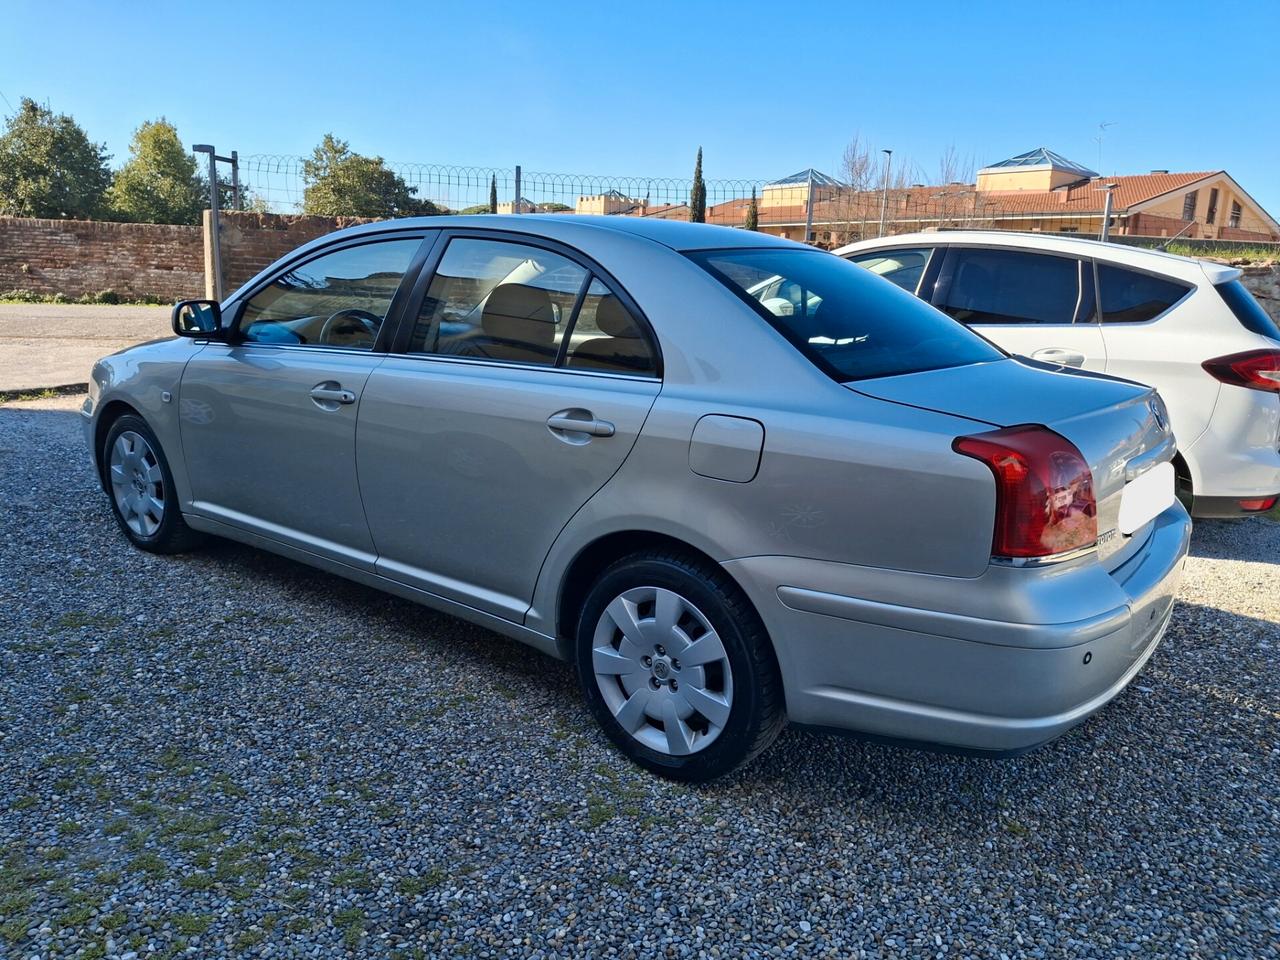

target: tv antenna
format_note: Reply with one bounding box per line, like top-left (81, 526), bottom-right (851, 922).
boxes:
top-left (1094, 121), bottom-right (1117, 173)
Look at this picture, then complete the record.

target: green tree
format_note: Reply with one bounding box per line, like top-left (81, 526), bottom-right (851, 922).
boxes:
top-left (689, 147), bottom-right (706, 223)
top-left (489, 174), bottom-right (498, 214)
top-left (0, 98), bottom-right (111, 219)
top-left (301, 134), bottom-right (440, 218)
top-left (107, 119), bottom-right (203, 224)
top-left (745, 187), bottom-right (758, 231)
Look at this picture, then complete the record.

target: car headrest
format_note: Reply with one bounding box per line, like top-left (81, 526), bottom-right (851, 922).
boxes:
top-left (481, 284), bottom-right (556, 345)
top-left (594, 295), bottom-right (639, 338)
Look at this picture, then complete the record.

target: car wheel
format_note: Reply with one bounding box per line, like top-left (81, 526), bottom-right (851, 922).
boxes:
top-left (575, 551), bottom-right (785, 782)
top-left (102, 414), bottom-right (203, 554)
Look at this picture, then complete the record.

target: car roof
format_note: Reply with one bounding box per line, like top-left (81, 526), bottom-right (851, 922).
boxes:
top-left (314, 214), bottom-right (802, 253)
top-left (834, 230), bottom-right (1240, 284)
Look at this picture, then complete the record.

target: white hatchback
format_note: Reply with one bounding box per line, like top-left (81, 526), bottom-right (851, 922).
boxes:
top-left (835, 231), bottom-right (1280, 517)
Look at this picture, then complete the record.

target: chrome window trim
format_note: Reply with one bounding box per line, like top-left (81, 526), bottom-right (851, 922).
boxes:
top-left (376, 349), bottom-right (662, 383)
top-left (203, 341), bottom-right (388, 360)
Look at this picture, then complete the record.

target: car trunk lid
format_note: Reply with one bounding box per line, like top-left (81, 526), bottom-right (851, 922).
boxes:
top-left (848, 357), bottom-right (1175, 566)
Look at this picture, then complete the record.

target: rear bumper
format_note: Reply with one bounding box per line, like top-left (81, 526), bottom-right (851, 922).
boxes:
top-left (1184, 385), bottom-right (1280, 515)
top-left (1190, 492), bottom-right (1279, 519)
top-left (723, 501), bottom-right (1191, 753)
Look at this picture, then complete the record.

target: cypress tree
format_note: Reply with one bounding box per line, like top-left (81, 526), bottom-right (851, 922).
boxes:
top-left (689, 147), bottom-right (706, 223)
top-left (489, 174), bottom-right (497, 214)
top-left (745, 187), bottom-right (758, 231)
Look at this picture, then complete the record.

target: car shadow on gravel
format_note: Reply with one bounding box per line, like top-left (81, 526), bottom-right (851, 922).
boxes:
top-left (197, 532), bottom-right (1278, 822)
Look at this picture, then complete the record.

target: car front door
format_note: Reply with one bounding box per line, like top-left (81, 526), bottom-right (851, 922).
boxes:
top-left (356, 233), bottom-right (661, 622)
top-left (179, 234), bottom-right (430, 569)
top-left (929, 245), bottom-right (1106, 371)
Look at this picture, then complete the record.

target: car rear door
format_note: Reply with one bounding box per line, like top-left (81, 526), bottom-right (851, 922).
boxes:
top-left (929, 245), bottom-right (1106, 371)
top-left (355, 231), bottom-right (661, 623)
top-left (179, 233), bottom-right (431, 569)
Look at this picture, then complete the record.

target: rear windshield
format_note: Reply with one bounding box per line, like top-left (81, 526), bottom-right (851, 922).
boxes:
top-left (1216, 279), bottom-right (1280, 340)
top-left (689, 248), bottom-right (1004, 381)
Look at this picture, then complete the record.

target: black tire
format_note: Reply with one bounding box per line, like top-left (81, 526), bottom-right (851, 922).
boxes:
top-left (101, 413), bottom-right (204, 554)
top-left (575, 550), bottom-right (785, 782)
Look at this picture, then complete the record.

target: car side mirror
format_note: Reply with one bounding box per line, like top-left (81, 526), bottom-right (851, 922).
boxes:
top-left (172, 299), bottom-right (225, 338)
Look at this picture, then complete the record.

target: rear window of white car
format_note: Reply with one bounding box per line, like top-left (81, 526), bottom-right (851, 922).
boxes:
top-left (1216, 279), bottom-right (1280, 340)
top-left (690, 248), bottom-right (1004, 382)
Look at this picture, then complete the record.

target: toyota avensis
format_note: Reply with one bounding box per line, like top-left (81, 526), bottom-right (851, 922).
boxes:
top-left (835, 231), bottom-right (1280, 519)
top-left (84, 216), bottom-right (1191, 781)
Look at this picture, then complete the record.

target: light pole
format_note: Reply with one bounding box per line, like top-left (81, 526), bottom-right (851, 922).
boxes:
top-left (878, 149), bottom-right (893, 238)
top-left (193, 144), bottom-right (223, 300)
top-left (804, 168), bottom-right (815, 243)
top-left (1100, 182), bottom-right (1118, 242)
top-left (193, 144), bottom-right (243, 300)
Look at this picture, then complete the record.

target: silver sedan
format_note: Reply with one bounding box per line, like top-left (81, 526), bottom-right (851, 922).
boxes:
top-left (84, 216), bottom-right (1191, 781)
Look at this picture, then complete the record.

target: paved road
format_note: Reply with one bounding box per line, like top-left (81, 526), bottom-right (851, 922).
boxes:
top-left (2, 396), bottom-right (1278, 959)
top-left (0, 303), bottom-right (170, 393)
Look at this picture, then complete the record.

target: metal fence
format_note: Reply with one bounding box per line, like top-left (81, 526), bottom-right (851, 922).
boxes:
top-left (238, 154), bottom-right (1280, 247)
top-left (241, 154), bottom-right (767, 219)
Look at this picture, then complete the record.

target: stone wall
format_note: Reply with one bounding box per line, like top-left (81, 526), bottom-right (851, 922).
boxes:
top-left (1238, 262), bottom-right (1280, 324)
top-left (0, 216), bottom-right (204, 301)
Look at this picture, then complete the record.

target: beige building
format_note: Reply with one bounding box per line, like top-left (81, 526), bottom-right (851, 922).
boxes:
top-left (759, 169), bottom-right (841, 209)
top-left (496, 198), bottom-right (538, 215)
top-left (576, 190), bottom-right (645, 216)
top-left (704, 147), bottom-right (1280, 245)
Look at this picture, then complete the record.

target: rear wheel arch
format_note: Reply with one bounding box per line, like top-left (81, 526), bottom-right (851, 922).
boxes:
top-left (1171, 450), bottom-right (1194, 508)
top-left (555, 532), bottom-right (772, 667)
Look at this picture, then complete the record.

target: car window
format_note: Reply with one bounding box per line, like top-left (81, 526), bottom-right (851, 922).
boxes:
top-left (935, 248), bottom-right (1080, 325)
top-left (1097, 263), bottom-right (1192, 324)
top-left (564, 278), bottom-right (658, 376)
top-left (408, 238), bottom-right (588, 365)
top-left (1215, 279), bottom-right (1280, 340)
top-left (846, 248), bottom-right (931, 292)
top-left (689, 247), bottom-right (1004, 382)
top-left (237, 239), bottom-right (421, 349)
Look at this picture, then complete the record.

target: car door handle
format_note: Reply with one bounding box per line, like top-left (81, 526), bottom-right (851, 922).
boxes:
top-left (547, 412), bottom-right (615, 438)
top-left (1031, 347), bottom-right (1087, 368)
top-left (309, 385), bottom-right (356, 405)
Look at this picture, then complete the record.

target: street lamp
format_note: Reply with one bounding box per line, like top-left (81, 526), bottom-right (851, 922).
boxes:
top-left (192, 144), bottom-right (241, 300)
top-left (192, 145), bottom-right (223, 300)
top-left (1100, 182), bottom-right (1118, 242)
top-left (878, 149), bottom-right (893, 238)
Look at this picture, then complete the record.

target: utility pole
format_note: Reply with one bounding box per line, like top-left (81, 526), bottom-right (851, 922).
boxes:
top-left (1100, 182), bottom-right (1117, 242)
top-left (804, 168), bottom-right (815, 243)
top-left (193, 144), bottom-right (224, 300)
top-left (231, 150), bottom-right (241, 211)
top-left (878, 149), bottom-right (893, 238)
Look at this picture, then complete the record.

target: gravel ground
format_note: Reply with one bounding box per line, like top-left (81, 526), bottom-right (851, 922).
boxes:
top-left (2, 395), bottom-right (1277, 960)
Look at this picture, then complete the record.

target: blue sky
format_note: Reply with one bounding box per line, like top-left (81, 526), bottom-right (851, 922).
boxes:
top-left (5, 0), bottom-right (1279, 212)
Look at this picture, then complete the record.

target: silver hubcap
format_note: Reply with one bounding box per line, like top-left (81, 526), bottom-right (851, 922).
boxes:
top-left (592, 586), bottom-right (733, 756)
top-left (108, 431), bottom-right (165, 538)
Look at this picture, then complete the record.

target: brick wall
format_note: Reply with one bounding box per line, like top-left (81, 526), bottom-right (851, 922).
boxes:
top-left (217, 212), bottom-right (380, 293)
top-left (0, 216), bottom-right (204, 300)
top-left (0, 212), bottom-right (383, 302)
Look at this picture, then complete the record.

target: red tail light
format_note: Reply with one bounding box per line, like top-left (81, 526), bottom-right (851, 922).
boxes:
top-left (1238, 496), bottom-right (1278, 512)
top-left (954, 425), bottom-right (1097, 559)
top-left (1202, 349), bottom-right (1280, 393)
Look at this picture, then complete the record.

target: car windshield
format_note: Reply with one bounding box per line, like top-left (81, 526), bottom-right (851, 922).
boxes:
top-left (689, 248), bottom-right (1004, 381)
